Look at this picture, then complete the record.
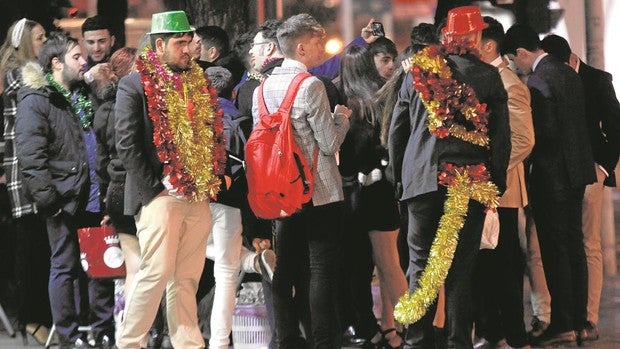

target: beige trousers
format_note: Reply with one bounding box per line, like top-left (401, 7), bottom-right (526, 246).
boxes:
top-left (582, 166), bottom-right (606, 324)
top-left (117, 194), bottom-right (211, 349)
top-left (523, 207), bottom-right (551, 323)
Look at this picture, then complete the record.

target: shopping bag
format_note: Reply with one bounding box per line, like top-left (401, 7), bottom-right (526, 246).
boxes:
top-left (77, 226), bottom-right (126, 278)
top-left (480, 210), bottom-right (500, 249)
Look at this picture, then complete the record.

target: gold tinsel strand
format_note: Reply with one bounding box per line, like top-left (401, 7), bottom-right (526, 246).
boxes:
top-left (164, 64), bottom-right (221, 201)
top-left (448, 125), bottom-right (489, 147)
top-left (394, 172), bottom-right (500, 325)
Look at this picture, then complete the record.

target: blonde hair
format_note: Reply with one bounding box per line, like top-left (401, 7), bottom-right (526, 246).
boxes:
top-left (0, 19), bottom-right (41, 77)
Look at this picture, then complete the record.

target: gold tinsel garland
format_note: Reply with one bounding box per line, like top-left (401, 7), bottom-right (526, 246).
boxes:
top-left (411, 40), bottom-right (490, 147)
top-left (394, 169), bottom-right (499, 325)
top-left (165, 67), bottom-right (219, 195)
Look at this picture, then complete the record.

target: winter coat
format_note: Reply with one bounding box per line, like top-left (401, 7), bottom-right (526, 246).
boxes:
top-left (14, 62), bottom-right (92, 216)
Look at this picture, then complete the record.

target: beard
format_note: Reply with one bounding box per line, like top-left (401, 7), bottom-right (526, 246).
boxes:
top-left (62, 65), bottom-right (83, 89)
top-left (162, 51), bottom-right (190, 72)
top-left (168, 63), bottom-right (190, 73)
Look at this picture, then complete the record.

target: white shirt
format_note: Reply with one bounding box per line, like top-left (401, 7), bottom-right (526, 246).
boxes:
top-left (531, 52), bottom-right (548, 72)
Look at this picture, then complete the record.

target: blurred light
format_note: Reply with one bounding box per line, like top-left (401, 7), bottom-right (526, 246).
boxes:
top-left (325, 38), bottom-right (343, 55)
top-left (324, 0), bottom-right (340, 8)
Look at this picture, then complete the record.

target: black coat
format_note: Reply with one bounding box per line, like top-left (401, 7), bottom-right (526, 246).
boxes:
top-left (15, 63), bottom-right (92, 216)
top-left (338, 101), bottom-right (385, 177)
top-left (527, 56), bottom-right (596, 190)
top-left (235, 58), bottom-right (283, 119)
top-left (578, 61), bottom-right (620, 186)
top-left (197, 52), bottom-right (245, 87)
top-left (114, 72), bottom-right (165, 215)
top-left (388, 53), bottom-right (511, 201)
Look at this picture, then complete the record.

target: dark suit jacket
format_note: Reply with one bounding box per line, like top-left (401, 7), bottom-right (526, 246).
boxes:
top-left (578, 61), bottom-right (620, 186)
top-left (114, 72), bottom-right (165, 215)
top-left (388, 53), bottom-right (511, 201)
top-left (527, 55), bottom-right (596, 190)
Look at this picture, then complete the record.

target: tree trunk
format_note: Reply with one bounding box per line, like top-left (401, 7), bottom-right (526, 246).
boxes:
top-left (97, 0), bottom-right (128, 47)
top-left (163, 0), bottom-right (255, 43)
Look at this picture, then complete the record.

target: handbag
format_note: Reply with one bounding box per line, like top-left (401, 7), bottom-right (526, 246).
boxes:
top-left (77, 225), bottom-right (126, 279)
top-left (480, 209), bottom-right (500, 249)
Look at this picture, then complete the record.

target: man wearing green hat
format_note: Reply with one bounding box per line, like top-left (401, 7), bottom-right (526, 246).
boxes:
top-left (115, 10), bottom-right (225, 349)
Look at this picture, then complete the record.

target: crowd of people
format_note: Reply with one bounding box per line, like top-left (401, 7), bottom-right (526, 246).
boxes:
top-left (0, 4), bottom-right (618, 349)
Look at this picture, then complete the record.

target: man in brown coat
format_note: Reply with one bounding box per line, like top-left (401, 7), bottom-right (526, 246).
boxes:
top-left (473, 16), bottom-right (535, 349)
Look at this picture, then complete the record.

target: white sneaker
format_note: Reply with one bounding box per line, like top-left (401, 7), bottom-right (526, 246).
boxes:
top-left (259, 249), bottom-right (276, 282)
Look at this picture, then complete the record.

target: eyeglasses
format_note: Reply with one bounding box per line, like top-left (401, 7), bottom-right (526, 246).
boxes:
top-left (251, 41), bottom-right (271, 48)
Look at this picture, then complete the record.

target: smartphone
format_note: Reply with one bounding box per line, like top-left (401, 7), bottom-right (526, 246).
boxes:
top-left (371, 22), bottom-right (385, 37)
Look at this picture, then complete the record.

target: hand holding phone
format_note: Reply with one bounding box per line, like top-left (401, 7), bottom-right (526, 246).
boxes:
top-left (371, 22), bottom-right (385, 37)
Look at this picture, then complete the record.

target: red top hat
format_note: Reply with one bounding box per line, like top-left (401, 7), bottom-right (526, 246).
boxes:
top-left (442, 6), bottom-right (488, 36)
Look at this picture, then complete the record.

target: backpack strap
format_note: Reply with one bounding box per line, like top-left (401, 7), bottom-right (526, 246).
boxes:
top-left (278, 72), bottom-right (312, 114)
top-left (257, 72), bottom-right (312, 116)
top-left (256, 82), bottom-right (269, 117)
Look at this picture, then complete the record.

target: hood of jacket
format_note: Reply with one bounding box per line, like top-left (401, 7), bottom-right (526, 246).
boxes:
top-left (20, 61), bottom-right (49, 90)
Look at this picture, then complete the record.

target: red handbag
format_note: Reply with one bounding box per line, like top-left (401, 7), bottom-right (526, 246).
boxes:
top-left (77, 226), bottom-right (126, 279)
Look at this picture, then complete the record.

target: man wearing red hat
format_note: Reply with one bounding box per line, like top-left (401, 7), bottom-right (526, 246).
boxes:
top-left (388, 5), bottom-right (511, 348)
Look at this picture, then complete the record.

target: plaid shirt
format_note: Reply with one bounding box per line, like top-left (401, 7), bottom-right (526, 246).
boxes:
top-left (252, 59), bottom-right (350, 206)
top-left (3, 68), bottom-right (36, 218)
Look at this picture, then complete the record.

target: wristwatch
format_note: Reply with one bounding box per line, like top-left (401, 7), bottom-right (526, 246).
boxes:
top-left (84, 70), bottom-right (94, 84)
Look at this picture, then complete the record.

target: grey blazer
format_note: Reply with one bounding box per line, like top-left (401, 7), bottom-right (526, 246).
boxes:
top-left (251, 59), bottom-right (350, 206)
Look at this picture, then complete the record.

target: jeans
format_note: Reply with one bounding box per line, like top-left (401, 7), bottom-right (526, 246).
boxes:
top-left (273, 201), bottom-right (343, 349)
top-left (339, 180), bottom-right (377, 340)
top-left (14, 213), bottom-right (52, 327)
top-left (404, 188), bottom-right (484, 349)
top-left (46, 211), bottom-right (114, 344)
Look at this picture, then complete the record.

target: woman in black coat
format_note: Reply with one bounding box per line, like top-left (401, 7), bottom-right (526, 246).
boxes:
top-left (338, 44), bottom-right (408, 349)
top-left (93, 47), bottom-right (140, 299)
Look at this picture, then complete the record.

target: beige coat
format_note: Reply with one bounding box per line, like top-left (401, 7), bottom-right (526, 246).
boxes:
top-left (497, 60), bottom-right (535, 208)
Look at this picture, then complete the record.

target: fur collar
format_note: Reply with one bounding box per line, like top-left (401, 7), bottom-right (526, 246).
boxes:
top-left (20, 61), bottom-right (48, 90)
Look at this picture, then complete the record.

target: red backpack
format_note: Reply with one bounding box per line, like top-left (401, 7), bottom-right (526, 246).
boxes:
top-left (245, 73), bottom-right (318, 219)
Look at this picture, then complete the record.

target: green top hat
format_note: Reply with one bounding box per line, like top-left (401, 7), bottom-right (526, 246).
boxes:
top-left (148, 11), bottom-right (193, 34)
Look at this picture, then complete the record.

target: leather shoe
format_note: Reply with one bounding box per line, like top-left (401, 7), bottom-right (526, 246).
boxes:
top-left (342, 326), bottom-right (366, 347)
top-left (474, 338), bottom-right (512, 349)
top-left (94, 334), bottom-right (117, 349)
top-left (528, 316), bottom-right (549, 340)
top-left (577, 321), bottom-right (599, 345)
top-left (147, 329), bottom-right (163, 348)
top-left (529, 329), bottom-right (576, 347)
